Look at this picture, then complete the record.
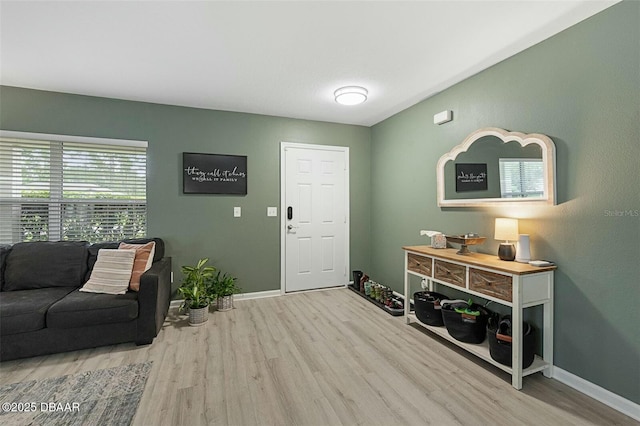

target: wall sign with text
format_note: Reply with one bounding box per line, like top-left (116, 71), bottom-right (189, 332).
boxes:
top-left (455, 163), bottom-right (487, 192)
top-left (183, 152), bottom-right (247, 195)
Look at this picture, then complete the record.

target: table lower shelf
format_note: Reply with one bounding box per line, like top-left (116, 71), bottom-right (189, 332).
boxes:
top-left (407, 312), bottom-right (549, 377)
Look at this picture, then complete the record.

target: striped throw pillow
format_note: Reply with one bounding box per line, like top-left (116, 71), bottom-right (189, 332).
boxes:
top-left (80, 249), bottom-right (136, 295)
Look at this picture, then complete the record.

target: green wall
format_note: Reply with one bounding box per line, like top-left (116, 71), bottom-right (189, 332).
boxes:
top-left (0, 86), bottom-right (372, 296)
top-left (370, 2), bottom-right (639, 403)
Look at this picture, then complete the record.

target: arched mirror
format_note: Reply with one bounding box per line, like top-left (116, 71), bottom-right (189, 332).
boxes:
top-left (437, 127), bottom-right (556, 207)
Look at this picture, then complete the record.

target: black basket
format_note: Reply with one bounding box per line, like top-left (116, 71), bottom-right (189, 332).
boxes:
top-left (487, 315), bottom-right (536, 368)
top-left (413, 291), bottom-right (449, 326)
top-left (441, 302), bottom-right (490, 344)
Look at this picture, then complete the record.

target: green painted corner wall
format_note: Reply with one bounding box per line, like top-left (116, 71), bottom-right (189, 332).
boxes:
top-left (370, 2), bottom-right (639, 403)
top-left (0, 86), bottom-right (372, 296)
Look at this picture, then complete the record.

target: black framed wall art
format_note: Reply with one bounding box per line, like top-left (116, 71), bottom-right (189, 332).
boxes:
top-left (183, 152), bottom-right (247, 195)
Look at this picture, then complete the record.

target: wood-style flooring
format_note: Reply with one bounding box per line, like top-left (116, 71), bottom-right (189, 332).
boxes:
top-left (1, 288), bottom-right (636, 425)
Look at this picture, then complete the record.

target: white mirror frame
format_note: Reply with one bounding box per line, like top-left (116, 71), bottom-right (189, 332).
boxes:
top-left (436, 127), bottom-right (556, 207)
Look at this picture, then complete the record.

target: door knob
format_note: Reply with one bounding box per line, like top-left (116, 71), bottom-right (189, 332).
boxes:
top-left (287, 224), bottom-right (298, 231)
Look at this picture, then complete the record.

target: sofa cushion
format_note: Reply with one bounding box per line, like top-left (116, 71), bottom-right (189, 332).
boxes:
top-left (80, 249), bottom-right (136, 295)
top-left (47, 289), bottom-right (139, 329)
top-left (85, 237), bottom-right (164, 281)
top-left (3, 241), bottom-right (89, 291)
top-left (0, 287), bottom-right (76, 335)
top-left (119, 241), bottom-right (155, 291)
top-left (124, 238), bottom-right (164, 262)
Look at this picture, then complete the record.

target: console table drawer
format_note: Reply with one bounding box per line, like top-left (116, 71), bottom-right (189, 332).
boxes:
top-left (407, 253), bottom-right (432, 276)
top-left (469, 268), bottom-right (513, 302)
top-left (434, 260), bottom-right (465, 287)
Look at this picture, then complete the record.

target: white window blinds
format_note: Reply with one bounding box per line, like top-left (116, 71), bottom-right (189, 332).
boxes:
top-left (499, 158), bottom-right (544, 199)
top-left (0, 132), bottom-right (147, 244)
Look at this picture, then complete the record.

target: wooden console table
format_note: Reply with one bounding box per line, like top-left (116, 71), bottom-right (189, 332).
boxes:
top-left (403, 245), bottom-right (556, 389)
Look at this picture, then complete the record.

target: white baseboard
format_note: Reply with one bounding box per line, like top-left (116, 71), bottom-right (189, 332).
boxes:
top-left (170, 289), bottom-right (282, 309)
top-left (234, 289), bottom-right (281, 301)
top-left (553, 367), bottom-right (640, 422)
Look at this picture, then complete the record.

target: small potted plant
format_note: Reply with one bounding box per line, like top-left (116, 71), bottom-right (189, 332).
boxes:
top-left (178, 258), bottom-right (216, 326)
top-left (210, 271), bottom-right (240, 312)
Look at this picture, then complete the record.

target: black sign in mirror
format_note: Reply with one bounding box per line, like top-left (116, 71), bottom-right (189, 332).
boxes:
top-left (455, 163), bottom-right (488, 192)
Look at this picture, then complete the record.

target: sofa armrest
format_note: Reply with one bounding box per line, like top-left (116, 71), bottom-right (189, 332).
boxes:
top-left (136, 257), bottom-right (172, 344)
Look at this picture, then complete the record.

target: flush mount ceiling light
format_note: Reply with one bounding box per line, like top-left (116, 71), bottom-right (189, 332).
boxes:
top-left (334, 86), bottom-right (368, 106)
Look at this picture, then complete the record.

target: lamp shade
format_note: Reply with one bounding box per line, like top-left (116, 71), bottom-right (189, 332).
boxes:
top-left (494, 218), bottom-right (519, 241)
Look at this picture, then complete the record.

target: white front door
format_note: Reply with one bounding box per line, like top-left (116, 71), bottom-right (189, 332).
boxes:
top-left (281, 143), bottom-right (349, 293)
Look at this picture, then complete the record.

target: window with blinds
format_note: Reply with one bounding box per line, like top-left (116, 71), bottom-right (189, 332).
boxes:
top-left (0, 132), bottom-right (147, 244)
top-left (499, 158), bottom-right (544, 198)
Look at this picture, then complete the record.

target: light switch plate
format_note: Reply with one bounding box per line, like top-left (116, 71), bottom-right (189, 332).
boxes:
top-left (267, 207), bottom-right (277, 217)
top-left (234, 207), bottom-right (241, 217)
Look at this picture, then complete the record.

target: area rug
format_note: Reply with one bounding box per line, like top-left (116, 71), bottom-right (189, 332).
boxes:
top-left (0, 362), bottom-right (152, 426)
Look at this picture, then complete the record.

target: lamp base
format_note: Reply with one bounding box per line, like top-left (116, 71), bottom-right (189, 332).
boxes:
top-left (498, 243), bottom-right (516, 261)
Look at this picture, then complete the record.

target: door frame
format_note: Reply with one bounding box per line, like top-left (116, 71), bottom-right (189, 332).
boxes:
top-left (280, 142), bottom-right (350, 294)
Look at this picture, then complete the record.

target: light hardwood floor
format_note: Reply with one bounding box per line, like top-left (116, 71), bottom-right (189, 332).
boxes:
top-left (1, 288), bottom-right (636, 425)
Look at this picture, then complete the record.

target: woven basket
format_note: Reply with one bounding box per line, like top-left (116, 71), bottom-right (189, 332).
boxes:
top-left (217, 295), bottom-right (234, 311)
top-left (188, 305), bottom-right (209, 326)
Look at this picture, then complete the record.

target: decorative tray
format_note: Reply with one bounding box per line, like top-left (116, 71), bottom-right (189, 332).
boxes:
top-left (445, 235), bottom-right (486, 255)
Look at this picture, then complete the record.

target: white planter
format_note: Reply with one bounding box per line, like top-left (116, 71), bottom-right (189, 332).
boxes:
top-left (188, 305), bottom-right (209, 326)
top-left (217, 295), bottom-right (233, 311)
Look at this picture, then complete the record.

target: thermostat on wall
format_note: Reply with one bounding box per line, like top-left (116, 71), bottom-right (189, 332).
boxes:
top-left (433, 110), bottom-right (453, 125)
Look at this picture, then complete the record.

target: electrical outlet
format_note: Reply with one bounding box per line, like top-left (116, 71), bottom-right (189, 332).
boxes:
top-left (234, 207), bottom-right (241, 217)
top-left (421, 279), bottom-right (428, 289)
top-left (267, 207), bottom-right (277, 217)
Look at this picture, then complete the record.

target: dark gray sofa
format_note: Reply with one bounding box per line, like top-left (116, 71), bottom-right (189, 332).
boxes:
top-left (0, 238), bottom-right (171, 361)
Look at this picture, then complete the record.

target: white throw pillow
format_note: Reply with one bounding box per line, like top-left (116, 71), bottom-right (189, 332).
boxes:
top-left (80, 249), bottom-right (136, 295)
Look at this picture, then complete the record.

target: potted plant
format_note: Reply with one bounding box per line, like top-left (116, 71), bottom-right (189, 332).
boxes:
top-left (178, 258), bottom-right (216, 326)
top-left (210, 271), bottom-right (240, 312)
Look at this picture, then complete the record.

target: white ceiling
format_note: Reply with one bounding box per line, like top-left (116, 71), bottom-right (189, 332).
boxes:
top-left (0, 1), bottom-right (619, 127)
